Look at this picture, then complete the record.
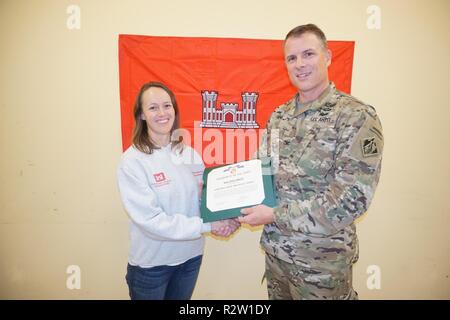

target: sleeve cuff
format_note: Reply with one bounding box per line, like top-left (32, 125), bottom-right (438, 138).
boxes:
top-left (201, 222), bottom-right (212, 234)
top-left (273, 206), bottom-right (288, 229)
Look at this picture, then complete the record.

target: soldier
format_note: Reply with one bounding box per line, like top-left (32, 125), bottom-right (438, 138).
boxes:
top-left (238, 24), bottom-right (383, 299)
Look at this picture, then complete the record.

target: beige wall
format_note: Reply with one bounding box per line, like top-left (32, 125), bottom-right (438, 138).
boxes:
top-left (0, 0), bottom-right (449, 299)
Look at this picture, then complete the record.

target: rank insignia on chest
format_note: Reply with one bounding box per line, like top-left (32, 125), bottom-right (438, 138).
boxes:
top-left (361, 137), bottom-right (379, 157)
top-left (318, 107), bottom-right (332, 116)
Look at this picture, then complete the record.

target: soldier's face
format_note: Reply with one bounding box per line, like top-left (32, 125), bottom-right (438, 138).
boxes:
top-left (284, 33), bottom-right (331, 102)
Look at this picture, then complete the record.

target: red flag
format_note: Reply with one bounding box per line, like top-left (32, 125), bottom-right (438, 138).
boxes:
top-left (119, 35), bottom-right (354, 166)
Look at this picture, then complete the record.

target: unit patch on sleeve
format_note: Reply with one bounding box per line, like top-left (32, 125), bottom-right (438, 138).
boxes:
top-left (361, 137), bottom-right (379, 157)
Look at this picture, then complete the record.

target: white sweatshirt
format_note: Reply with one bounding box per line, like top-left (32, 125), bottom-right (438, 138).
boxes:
top-left (117, 143), bottom-right (210, 267)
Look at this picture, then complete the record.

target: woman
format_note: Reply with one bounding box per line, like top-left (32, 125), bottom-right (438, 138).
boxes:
top-left (117, 81), bottom-right (239, 300)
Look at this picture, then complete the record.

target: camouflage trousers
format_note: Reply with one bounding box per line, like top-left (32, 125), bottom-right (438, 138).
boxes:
top-left (265, 254), bottom-right (358, 300)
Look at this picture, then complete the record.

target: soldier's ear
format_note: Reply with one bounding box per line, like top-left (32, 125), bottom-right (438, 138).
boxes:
top-left (326, 49), bottom-right (332, 67)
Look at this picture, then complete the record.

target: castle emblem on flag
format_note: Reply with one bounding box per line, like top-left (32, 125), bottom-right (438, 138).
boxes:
top-left (200, 91), bottom-right (259, 128)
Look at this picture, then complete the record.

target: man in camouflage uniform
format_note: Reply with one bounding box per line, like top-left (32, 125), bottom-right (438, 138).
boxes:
top-left (239, 24), bottom-right (383, 300)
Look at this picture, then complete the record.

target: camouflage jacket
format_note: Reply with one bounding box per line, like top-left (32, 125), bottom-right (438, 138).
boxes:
top-left (259, 83), bottom-right (383, 269)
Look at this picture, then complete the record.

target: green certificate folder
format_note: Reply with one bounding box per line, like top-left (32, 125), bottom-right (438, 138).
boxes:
top-left (200, 159), bottom-right (276, 222)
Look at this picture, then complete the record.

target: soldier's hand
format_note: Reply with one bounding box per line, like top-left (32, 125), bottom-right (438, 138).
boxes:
top-left (239, 204), bottom-right (274, 226)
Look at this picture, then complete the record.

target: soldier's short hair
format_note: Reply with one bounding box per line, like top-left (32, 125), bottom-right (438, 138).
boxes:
top-left (285, 24), bottom-right (328, 49)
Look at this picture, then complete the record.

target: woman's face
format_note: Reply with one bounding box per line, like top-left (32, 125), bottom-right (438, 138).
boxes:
top-left (140, 86), bottom-right (175, 144)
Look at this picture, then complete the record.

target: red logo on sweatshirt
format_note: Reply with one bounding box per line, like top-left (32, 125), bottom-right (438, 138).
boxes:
top-left (153, 172), bottom-right (166, 183)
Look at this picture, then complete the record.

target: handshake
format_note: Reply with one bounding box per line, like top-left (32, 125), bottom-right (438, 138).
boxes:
top-left (198, 181), bottom-right (240, 238)
top-left (210, 218), bottom-right (241, 238)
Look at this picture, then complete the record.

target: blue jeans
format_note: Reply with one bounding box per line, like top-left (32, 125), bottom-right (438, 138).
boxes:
top-left (126, 255), bottom-right (203, 300)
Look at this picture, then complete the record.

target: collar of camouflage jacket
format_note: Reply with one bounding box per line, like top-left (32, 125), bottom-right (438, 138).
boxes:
top-left (292, 82), bottom-right (336, 117)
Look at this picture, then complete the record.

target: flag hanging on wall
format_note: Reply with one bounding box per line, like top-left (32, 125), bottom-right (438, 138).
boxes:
top-left (118, 35), bottom-right (354, 166)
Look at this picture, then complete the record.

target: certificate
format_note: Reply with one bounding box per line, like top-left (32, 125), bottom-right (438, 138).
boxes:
top-left (200, 159), bottom-right (276, 222)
